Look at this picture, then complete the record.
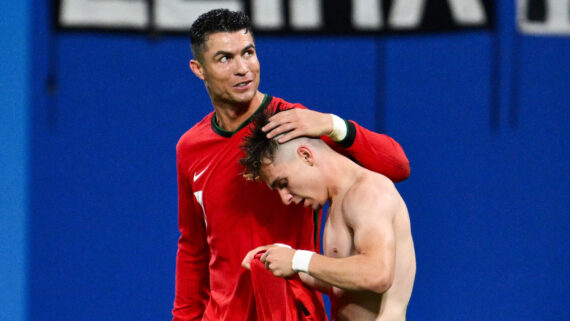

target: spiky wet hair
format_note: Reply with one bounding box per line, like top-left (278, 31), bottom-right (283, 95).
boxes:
top-left (239, 104), bottom-right (286, 180)
top-left (190, 9), bottom-right (252, 61)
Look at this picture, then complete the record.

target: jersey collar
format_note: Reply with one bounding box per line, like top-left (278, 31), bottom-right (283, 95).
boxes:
top-left (211, 94), bottom-right (272, 138)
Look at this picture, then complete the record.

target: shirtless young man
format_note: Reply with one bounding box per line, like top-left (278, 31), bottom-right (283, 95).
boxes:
top-left (241, 110), bottom-right (416, 321)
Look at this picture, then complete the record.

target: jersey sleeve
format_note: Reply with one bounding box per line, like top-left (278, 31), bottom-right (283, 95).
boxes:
top-left (323, 120), bottom-right (411, 182)
top-left (172, 149), bottom-right (210, 320)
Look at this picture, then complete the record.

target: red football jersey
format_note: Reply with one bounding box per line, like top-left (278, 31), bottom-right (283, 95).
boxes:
top-left (173, 95), bottom-right (409, 320)
top-left (250, 252), bottom-right (328, 321)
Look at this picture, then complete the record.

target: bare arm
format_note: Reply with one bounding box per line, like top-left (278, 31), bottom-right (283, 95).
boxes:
top-left (298, 272), bottom-right (334, 295)
top-left (307, 183), bottom-right (398, 293)
top-left (259, 180), bottom-right (398, 293)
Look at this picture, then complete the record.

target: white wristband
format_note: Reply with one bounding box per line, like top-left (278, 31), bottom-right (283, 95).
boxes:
top-left (292, 250), bottom-right (315, 274)
top-left (329, 114), bottom-right (348, 142)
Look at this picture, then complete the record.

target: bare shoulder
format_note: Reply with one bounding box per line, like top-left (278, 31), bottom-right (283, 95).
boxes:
top-left (341, 170), bottom-right (400, 224)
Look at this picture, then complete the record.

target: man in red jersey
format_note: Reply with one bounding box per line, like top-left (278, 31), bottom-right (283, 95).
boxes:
top-left (173, 8), bottom-right (411, 321)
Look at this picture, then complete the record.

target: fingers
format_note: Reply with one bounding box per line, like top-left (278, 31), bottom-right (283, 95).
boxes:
top-left (244, 245), bottom-right (295, 277)
top-left (263, 116), bottom-right (296, 140)
top-left (267, 122), bottom-right (298, 140)
top-left (242, 245), bottom-right (271, 269)
top-left (267, 109), bottom-right (296, 126)
top-left (260, 250), bottom-right (291, 277)
top-left (275, 130), bottom-right (300, 144)
top-left (263, 109), bottom-right (301, 135)
top-left (262, 258), bottom-right (276, 275)
top-left (261, 118), bottom-right (280, 135)
top-left (242, 259), bottom-right (251, 270)
top-left (242, 251), bottom-right (255, 269)
top-left (260, 251), bottom-right (269, 263)
top-left (262, 110), bottom-right (291, 132)
top-left (260, 249), bottom-right (275, 268)
top-left (264, 118), bottom-right (305, 143)
top-left (262, 108), bottom-right (332, 142)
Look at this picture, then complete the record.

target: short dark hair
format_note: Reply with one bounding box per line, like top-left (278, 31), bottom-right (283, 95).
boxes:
top-left (239, 105), bottom-right (285, 180)
top-left (190, 9), bottom-right (253, 61)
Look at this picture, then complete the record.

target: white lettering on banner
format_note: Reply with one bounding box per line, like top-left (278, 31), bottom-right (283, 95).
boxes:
top-left (251, 0), bottom-right (284, 29)
top-left (58, 0), bottom-right (492, 33)
top-left (389, 0), bottom-right (487, 29)
top-left (289, 0), bottom-right (322, 30)
top-left (155, 0), bottom-right (242, 30)
top-left (389, 0), bottom-right (425, 29)
top-left (60, 0), bottom-right (147, 28)
top-left (352, 0), bottom-right (383, 30)
top-left (447, 0), bottom-right (487, 25)
top-left (517, 0), bottom-right (570, 35)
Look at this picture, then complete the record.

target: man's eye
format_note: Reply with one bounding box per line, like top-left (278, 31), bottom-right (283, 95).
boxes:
top-left (244, 50), bottom-right (253, 57)
top-left (220, 56), bottom-right (228, 63)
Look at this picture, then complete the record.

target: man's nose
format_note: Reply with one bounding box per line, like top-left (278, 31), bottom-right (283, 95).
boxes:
top-left (234, 57), bottom-right (248, 75)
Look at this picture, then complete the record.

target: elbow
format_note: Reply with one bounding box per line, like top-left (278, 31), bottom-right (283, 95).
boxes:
top-left (400, 161), bottom-right (411, 182)
top-left (390, 161), bottom-right (411, 183)
top-left (367, 272), bottom-right (394, 294)
top-left (390, 140), bottom-right (411, 182)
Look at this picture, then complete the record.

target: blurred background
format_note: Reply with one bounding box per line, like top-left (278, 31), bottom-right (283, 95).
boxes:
top-left (1, 0), bottom-right (568, 320)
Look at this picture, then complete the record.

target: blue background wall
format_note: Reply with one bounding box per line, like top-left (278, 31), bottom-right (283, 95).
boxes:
top-left (1, 1), bottom-right (30, 321)
top-left (1, 1), bottom-right (568, 320)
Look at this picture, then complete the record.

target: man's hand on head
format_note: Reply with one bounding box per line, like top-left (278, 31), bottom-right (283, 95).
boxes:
top-left (262, 109), bottom-right (336, 143)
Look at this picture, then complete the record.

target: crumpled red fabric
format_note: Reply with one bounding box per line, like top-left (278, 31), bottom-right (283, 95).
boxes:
top-left (250, 252), bottom-right (328, 321)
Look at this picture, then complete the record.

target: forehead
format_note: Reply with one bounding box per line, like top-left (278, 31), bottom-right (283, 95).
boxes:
top-left (260, 159), bottom-right (287, 183)
top-left (260, 161), bottom-right (277, 183)
top-left (203, 29), bottom-right (254, 53)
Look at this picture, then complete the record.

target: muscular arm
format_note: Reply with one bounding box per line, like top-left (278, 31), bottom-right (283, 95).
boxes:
top-left (304, 182), bottom-right (398, 293)
top-left (259, 180), bottom-right (399, 294)
top-left (172, 153), bottom-right (210, 320)
top-left (298, 272), bottom-right (334, 295)
top-left (263, 107), bottom-right (410, 182)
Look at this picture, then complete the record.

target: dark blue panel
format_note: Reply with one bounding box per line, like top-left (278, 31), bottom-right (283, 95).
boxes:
top-left (256, 36), bottom-right (378, 128)
top-left (30, 31), bottom-right (204, 319)
top-left (384, 19), bottom-right (569, 321)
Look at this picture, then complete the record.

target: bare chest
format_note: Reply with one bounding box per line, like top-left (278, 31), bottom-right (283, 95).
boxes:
top-left (322, 208), bottom-right (354, 258)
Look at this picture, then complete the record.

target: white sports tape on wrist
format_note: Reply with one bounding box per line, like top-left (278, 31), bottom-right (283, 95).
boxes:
top-left (292, 250), bottom-right (315, 274)
top-left (329, 114), bottom-right (348, 142)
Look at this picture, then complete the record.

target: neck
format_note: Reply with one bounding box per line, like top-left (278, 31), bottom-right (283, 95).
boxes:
top-left (212, 91), bottom-right (264, 132)
top-left (322, 151), bottom-right (361, 202)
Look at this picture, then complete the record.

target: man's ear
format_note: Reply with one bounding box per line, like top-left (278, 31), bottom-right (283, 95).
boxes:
top-left (189, 59), bottom-right (205, 80)
top-left (297, 146), bottom-right (314, 166)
